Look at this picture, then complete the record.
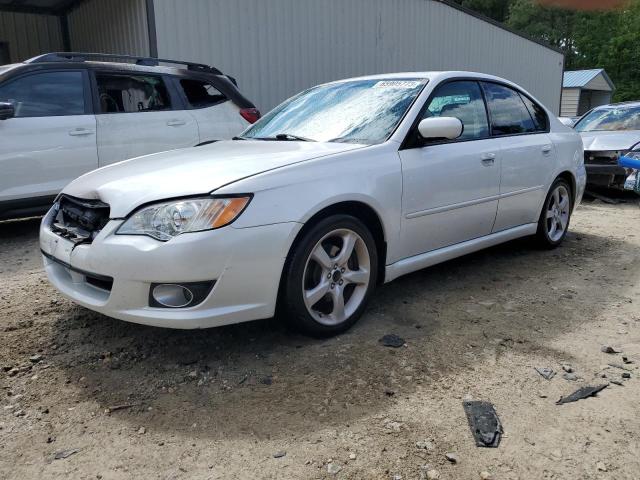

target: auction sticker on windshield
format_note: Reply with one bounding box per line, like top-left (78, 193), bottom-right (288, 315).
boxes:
top-left (373, 80), bottom-right (423, 89)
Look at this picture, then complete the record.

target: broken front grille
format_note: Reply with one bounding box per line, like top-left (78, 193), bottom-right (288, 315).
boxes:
top-left (50, 195), bottom-right (110, 244)
top-left (584, 151), bottom-right (620, 165)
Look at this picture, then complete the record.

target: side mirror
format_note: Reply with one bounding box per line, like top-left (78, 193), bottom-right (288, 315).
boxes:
top-left (0, 102), bottom-right (15, 120)
top-left (558, 117), bottom-right (575, 127)
top-left (418, 117), bottom-right (463, 141)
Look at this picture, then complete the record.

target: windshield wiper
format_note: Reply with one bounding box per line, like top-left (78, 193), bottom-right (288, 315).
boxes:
top-left (273, 133), bottom-right (316, 142)
top-left (244, 133), bottom-right (316, 142)
top-left (232, 136), bottom-right (246, 140)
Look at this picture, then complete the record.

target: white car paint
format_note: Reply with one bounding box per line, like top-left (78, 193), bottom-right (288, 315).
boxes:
top-left (0, 114), bottom-right (98, 200)
top-left (40, 71), bottom-right (586, 330)
top-left (580, 130), bottom-right (640, 151)
top-left (0, 64), bottom-right (250, 208)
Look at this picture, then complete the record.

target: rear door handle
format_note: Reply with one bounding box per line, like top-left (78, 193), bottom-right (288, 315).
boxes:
top-left (166, 119), bottom-right (186, 127)
top-left (481, 153), bottom-right (496, 165)
top-left (68, 128), bottom-right (95, 136)
top-left (542, 144), bottom-right (552, 154)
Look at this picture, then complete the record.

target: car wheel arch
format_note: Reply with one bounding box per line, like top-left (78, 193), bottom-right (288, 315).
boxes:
top-left (556, 170), bottom-right (576, 210)
top-left (281, 201), bottom-right (388, 293)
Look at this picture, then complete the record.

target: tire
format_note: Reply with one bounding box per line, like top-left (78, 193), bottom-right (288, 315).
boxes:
top-left (535, 178), bottom-right (573, 248)
top-left (281, 214), bottom-right (378, 337)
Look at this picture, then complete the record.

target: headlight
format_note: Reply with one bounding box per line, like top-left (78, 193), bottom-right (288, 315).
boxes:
top-left (117, 196), bottom-right (251, 241)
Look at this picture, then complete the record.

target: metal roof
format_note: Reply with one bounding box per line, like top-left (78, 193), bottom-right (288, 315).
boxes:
top-left (563, 69), bottom-right (615, 89)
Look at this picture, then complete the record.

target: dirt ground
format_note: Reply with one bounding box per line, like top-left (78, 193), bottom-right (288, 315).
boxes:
top-left (1, 194), bottom-right (639, 480)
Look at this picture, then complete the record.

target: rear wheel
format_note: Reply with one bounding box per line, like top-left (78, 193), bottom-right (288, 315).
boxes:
top-left (535, 178), bottom-right (572, 248)
top-left (281, 215), bottom-right (378, 337)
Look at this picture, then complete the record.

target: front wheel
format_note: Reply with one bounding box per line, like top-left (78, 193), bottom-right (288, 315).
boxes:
top-left (281, 215), bottom-right (378, 337)
top-left (535, 178), bottom-right (572, 248)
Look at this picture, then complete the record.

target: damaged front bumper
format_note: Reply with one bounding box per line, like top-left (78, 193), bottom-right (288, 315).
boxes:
top-left (584, 150), bottom-right (632, 189)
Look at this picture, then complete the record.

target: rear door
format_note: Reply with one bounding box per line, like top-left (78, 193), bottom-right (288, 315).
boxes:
top-left (481, 82), bottom-right (554, 232)
top-left (174, 77), bottom-right (248, 142)
top-left (0, 69), bottom-right (97, 202)
top-left (93, 71), bottom-right (199, 165)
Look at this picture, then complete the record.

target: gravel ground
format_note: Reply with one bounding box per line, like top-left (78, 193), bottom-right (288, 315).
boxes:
top-left (1, 195), bottom-right (639, 480)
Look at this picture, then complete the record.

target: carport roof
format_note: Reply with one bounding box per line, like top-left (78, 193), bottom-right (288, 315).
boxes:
top-left (563, 69), bottom-right (615, 90)
top-left (0, 0), bottom-right (84, 15)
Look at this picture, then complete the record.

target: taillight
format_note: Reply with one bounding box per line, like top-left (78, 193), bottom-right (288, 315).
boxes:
top-left (239, 108), bottom-right (261, 124)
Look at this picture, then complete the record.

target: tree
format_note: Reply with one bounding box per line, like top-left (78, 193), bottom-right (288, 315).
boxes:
top-left (449, 0), bottom-right (515, 23)
top-left (505, 0), bottom-right (640, 101)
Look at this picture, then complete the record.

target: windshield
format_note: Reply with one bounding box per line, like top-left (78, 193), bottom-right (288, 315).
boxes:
top-left (241, 78), bottom-right (427, 144)
top-left (575, 105), bottom-right (640, 132)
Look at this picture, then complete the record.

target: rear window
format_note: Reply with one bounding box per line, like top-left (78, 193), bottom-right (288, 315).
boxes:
top-left (180, 79), bottom-right (227, 108)
top-left (96, 73), bottom-right (171, 113)
top-left (481, 82), bottom-right (537, 136)
top-left (519, 93), bottom-right (548, 132)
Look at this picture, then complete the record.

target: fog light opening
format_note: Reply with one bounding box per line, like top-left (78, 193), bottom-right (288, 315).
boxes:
top-left (151, 284), bottom-right (194, 308)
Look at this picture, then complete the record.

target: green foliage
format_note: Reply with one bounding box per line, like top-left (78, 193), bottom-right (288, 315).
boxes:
top-left (449, 0), bottom-right (515, 23)
top-left (454, 0), bottom-right (640, 101)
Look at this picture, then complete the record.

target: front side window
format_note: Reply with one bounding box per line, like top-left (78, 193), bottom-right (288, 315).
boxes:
top-left (242, 78), bottom-right (427, 144)
top-left (96, 73), bottom-right (170, 113)
top-left (482, 82), bottom-right (537, 135)
top-left (574, 105), bottom-right (640, 132)
top-left (180, 79), bottom-right (226, 108)
top-left (0, 71), bottom-right (84, 117)
top-left (423, 81), bottom-right (489, 141)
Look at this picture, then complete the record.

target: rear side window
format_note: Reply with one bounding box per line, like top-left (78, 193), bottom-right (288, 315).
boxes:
top-left (481, 82), bottom-right (537, 136)
top-left (96, 73), bottom-right (170, 113)
top-left (519, 93), bottom-right (548, 132)
top-left (179, 79), bottom-right (227, 108)
top-left (0, 71), bottom-right (85, 117)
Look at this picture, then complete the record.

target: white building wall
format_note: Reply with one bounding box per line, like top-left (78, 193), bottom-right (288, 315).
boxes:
top-left (152, 0), bottom-right (564, 112)
top-left (0, 11), bottom-right (63, 63)
top-left (560, 88), bottom-right (580, 117)
top-left (67, 0), bottom-right (150, 56)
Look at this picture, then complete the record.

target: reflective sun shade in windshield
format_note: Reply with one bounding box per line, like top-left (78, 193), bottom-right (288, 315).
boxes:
top-left (242, 79), bottom-right (427, 144)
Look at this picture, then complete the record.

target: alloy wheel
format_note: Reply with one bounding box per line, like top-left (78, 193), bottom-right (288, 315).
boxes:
top-left (302, 228), bottom-right (371, 326)
top-left (546, 184), bottom-right (570, 242)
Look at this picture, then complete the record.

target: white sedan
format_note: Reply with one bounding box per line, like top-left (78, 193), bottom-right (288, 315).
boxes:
top-left (40, 72), bottom-right (586, 336)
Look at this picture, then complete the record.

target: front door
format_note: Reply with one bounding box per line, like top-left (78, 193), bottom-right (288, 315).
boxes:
top-left (398, 80), bottom-right (501, 258)
top-left (93, 72), bottom-right (199, 165)
top-left (0, 70), bottom-right (98, 202)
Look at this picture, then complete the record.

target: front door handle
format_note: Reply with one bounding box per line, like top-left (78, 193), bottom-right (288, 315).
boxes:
top-left (68, 128), bottom-right (95, 136)
top-left (166, 119), bottom-right (186, 127)
top-left (542, 144), bottom-right (552, 154)
top-left (481, 153), bottom-right (496, 165)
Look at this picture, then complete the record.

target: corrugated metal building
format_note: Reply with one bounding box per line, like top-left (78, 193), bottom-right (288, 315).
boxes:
top-left (0, 0), bottom-right (564, 113)
top-left (560, 69), bottom-right (615, 118)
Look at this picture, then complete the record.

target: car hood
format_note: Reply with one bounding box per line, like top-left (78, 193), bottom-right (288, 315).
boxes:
top-left (62, 140), bottom-right (365, 217)
top-left (580, 130), bottom-right (640, 152)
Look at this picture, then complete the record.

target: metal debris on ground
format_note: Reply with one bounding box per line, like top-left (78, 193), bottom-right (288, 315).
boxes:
top-left (601, 345), bottom-right (622, 354)
top-left (608, 362), bottom-right (632, 371)
top-left (379, 334), bottom-right (406, 348)
top-left (54, 448), bottom-right (80, 460)
top-left (105, 403), bottom-right (138, 414)
top-left (584, 190), bottom-right (620, 204)
top-left (462, 400), bottom-right (503, 448)
top-left (534, 367), bottom-right (555, 380)
top-left (556, 384), bottom-right (608, 405)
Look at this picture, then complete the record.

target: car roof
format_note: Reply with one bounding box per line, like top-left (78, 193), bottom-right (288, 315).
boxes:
top-left (324, 70), bottom-right (521, 87)
top-left (592, 101), bottom-right (640, 110)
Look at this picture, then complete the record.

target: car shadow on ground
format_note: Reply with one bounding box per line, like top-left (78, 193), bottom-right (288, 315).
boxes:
top-left (41, 226), bottom-right (636, 442)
